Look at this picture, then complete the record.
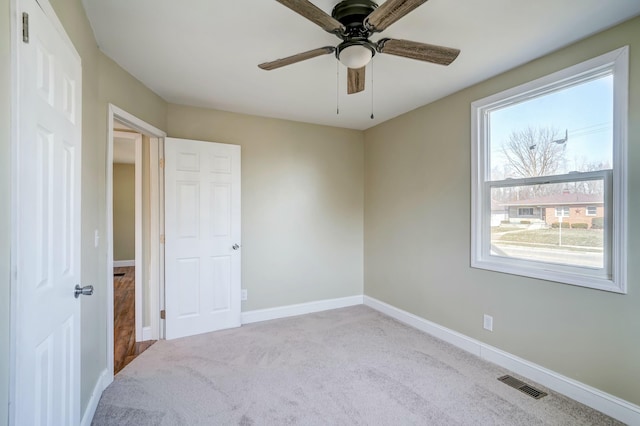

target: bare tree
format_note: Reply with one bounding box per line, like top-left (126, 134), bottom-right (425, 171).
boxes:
top-left (501, 126), bottom-right (566, 178)
top-left (571, 159), bottom-right (610, 195)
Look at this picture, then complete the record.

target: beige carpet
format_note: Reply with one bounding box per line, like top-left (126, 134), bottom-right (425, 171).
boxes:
top-left (92, 305), bottom-right (621, 425)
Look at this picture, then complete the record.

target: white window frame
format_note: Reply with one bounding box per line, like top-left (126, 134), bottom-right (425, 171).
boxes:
top-left (471, 47), bottom-right (628, 294)
top-left (555, 206), bottom-right (570, 218)
top-left (586, 206), bottom-right (598, 216)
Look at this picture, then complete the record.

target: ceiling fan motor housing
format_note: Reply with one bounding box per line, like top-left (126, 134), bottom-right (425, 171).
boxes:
top-left (332, 0), bottom-right (379, 63)
top-left (331, 0), bottom-right (378, 30)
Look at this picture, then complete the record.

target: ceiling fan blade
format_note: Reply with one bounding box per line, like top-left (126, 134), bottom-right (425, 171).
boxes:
top-left (378, 38), bottom-right (460, 65)
top-left (347, 67), bottom-right (366, 94)
top-left (276, 0), bottom-right (345, 34)
top-left (258, 46), bottom-right (335, 70)
top-left (365, 0), bottom-right (429, 32)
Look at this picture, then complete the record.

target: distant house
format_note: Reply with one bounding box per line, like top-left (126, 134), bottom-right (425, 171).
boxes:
top-left (491, 199), bottom-right (508, 226)
top-left (500, 193), bottom-right (604, 228)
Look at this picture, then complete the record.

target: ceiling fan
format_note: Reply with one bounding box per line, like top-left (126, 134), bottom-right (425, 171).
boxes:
top-left (258, 0), bottom-right (460, 95)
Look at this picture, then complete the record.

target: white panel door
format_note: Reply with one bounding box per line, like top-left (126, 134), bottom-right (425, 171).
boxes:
top-left (164, 138), bottom-right (241, 339)
top-left (14, 0), bottom-right (83, 424)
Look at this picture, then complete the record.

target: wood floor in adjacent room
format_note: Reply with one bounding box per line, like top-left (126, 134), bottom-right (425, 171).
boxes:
top-left (113, 266), bottom-right (155, 375)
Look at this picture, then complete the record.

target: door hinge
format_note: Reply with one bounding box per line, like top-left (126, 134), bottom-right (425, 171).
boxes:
top-left (160, 234), bottom-right (165, 244)
top-left (160, 310), bottom-right (166, 320)
top-left (159, 158), bottom-right (165, 168)
top-left (22, 13), bottom-right (29, 43)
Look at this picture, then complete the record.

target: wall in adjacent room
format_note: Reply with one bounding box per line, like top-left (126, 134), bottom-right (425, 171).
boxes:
top-left (112, 163), bottom-right (135, 261)
top-left (363, 16), bottom-right (640, 405)
top-left (168, 105), bottom-right (365, 311)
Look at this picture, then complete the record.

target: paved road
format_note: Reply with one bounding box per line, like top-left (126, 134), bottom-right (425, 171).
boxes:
top-left (492, 243), bottom-right (603, 268)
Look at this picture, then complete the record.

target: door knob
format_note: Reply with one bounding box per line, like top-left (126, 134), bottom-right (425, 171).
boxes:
top-left (232, 244), bottom-right (240, 250)
top-left (75, 285), bottom-right (94, 298)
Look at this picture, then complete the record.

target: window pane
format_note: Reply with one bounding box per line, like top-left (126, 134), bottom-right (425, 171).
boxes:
top-left (490, 181), bottom-right (604, 269)
top-left (473, 47), bottom-right (627, 292)
top-left (488, 75), bottom-right (613, 181)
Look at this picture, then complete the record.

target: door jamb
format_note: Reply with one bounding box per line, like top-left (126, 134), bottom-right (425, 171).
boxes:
top-left (107, 104), bottom-right (165, 378)
top-left (150, 136), bottom-right (165, 339)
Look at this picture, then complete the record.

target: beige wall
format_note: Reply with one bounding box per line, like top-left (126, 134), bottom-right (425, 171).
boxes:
top-left (364, 16), bottom-right (640, 405)
top-left (2, 0), bottom-right (637, 422)
top-left (168, 105), bottom-right (364, 311)
top-left (100, 55), bottom-right (167, 130)
top-left (0, 0), bottom-right (11, 423)
top-left (113, 164), bottom-right (135, 261)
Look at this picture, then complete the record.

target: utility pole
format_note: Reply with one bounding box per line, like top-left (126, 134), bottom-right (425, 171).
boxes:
top-left (553, 129), bottom-right (569, 145)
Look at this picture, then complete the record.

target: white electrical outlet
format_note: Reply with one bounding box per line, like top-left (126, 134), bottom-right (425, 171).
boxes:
top-left (483, 314), bottom-right (493, 331)
top-left (94, 229), bottom-right (100, 248)
top-left (241, 289), bottom-right (247, 301)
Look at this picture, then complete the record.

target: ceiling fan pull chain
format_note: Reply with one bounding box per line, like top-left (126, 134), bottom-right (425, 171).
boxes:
top-left (370, 59), bottom-right (374, 120)
top-left (336, 60), bottom-right (340, 115)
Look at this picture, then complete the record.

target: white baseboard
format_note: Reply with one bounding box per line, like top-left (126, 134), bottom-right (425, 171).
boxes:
top-left (364, 296), bottom-right (640, 425)
top-left (141, 326), bottom-right (152, 341)
top-left (241, 295), bottom-right (364, 325)
top-left (80, 369), bottom-right (111, 426)
top-left (113, 260), bottom-right (135, 267)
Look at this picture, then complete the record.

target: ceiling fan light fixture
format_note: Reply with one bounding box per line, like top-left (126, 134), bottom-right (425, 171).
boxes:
top-left (338, 43), bottom-right (374, 68)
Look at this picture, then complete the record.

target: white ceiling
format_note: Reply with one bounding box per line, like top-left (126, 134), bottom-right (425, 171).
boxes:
top-left (82, 0), bottom-right (640, 130)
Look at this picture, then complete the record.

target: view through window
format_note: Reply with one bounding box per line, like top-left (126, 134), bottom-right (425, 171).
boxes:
top-left (472, 47), bottom-right (628, 292)
top-left (488, 75), bottom-right (611, 269)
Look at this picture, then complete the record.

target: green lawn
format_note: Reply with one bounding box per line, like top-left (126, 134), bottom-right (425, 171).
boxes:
top-left (494, 228), bottom-right (603, 248)
top-left (491, 226), bottom-right (525, 233)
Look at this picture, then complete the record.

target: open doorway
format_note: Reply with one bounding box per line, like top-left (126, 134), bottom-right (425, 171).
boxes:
top-left (107, 105), bottom-right (166, 378)
top-left (111, 124), bottom-right (153, 373)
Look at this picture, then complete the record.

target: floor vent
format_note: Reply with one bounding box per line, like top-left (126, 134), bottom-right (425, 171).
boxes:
top-left (498, 375), bottom-right (548, 399)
